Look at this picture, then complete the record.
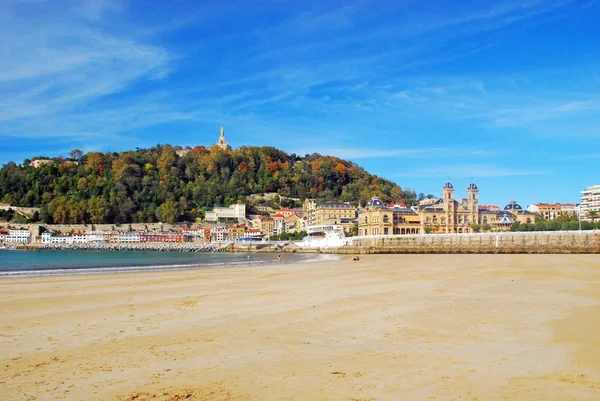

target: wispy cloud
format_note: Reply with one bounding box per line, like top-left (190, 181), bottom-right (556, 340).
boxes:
top-left (0, 0), bottom-right (170, 136)
top-left (397, 164), bottom-right (552, 178)
top-left (291, 147), bottom-right (454, 160)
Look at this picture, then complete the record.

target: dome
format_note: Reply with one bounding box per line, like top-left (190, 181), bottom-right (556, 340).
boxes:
top-left (443, 181), bottom-right (454, 189)
top-left (504, 201), bottom-right (523, 211)
top-left (366, 196), bottom-right (385, 208)
top-left (468, 182), bottom-right (478, 190)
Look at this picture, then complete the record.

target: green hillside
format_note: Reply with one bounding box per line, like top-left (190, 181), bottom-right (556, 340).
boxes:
top-left (0, 145), bottom-right (417, 224)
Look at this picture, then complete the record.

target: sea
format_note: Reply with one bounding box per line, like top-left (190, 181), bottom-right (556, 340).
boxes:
top-left (0, 250), bottom-right (314, 276)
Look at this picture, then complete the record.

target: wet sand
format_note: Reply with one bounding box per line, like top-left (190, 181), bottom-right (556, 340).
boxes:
top-left (1, 254), bottom-right (599, 400)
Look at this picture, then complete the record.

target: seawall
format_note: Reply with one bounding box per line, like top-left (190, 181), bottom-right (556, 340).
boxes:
top-left (334, 231), bottom-right (600, 254)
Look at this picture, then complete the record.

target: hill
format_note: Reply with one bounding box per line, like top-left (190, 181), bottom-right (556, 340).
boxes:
top-left (0, 145), bottom-right (417, 224)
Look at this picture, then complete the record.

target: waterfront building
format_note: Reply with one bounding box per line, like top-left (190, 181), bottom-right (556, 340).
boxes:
top-left (358, 196), bottom-right (420, 236)
top-left (204, 203), bottom-right (246, 223)
top-left (210, 226), bottom-right (228, 242)
top-left (244, 229), bottom-right (263, 239)
top-left (227, 224), bottom-right (246, 240)
top-left (0, 228), bottom-right (9, 242)
top-left (181, 227), bottom-right (211, 243)
top-left (419, 181), bottom-right (536, 234)
top-left (303, 200), bottom-right (356, 234)
top-left (259, 216), bottom-right (275, 236)
top-left (580, 184), bottom-right (600, 221)
top-left (4, 229), bottom-right (31, 243)
top-left (528, 203), bottom-right (578, 220)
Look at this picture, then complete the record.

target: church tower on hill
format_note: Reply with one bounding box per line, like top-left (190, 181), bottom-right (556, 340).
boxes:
top-left (216, 126), bottom-right (228, 150)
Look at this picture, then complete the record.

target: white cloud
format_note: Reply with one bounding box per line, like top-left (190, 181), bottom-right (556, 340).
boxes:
top-left (396, 164), bottom-right (551, 178)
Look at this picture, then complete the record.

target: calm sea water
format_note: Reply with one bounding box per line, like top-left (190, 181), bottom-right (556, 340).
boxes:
top-left (0, 250), bottom-right (312, 276)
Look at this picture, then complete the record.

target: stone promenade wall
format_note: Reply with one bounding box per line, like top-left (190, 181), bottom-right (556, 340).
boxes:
top-left (337, 231), bottom-right (600, 254)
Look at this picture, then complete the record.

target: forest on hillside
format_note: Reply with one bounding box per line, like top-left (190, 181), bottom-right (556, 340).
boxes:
top-left (0, 145), bottom-right (418, 224)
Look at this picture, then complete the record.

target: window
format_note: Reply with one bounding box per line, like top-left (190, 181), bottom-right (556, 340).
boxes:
top-left (384, 228), bottom-right (389, 235)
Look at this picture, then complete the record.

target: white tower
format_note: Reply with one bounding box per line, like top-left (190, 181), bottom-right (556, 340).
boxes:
top-left (216, 126), bottom-right (228, 150)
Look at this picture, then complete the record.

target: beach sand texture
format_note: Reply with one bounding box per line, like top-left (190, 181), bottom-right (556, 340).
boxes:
top-left (1, 254), bottom-right (599, 400)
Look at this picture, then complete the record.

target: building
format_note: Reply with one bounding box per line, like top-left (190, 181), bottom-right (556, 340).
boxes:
top-left (4, 229), bottom-right (31, 243)
top-left (580, 184), bottom-right (600, 221)
top-left (358, 196), bottom-right (421, 236)
top-left (244, 229), bottom-right (263, 240)
top-left (210, 226), bottom-right (228, 242)
top-left (419, 181), bottom-right (536, 234)
top-left (277, 208), bottom-right (303, 218)
top-left (271, 213), bottom-right (286, 235)
top-left (304, 200), bottom-right (357, 234)
top-left (528, 203), bottom-right (578, 220)
top-left (479, 205), bottom-right (501, 211)
top-left (204, 203), bottom-right (246, 223)
top-left (302, 199), bottom-right (317, 226)
top-left (215, 126), bottom-right (228, 150)
top-left (227, 224), bottom-right (246, 240)
top-left (259, 216), bottom-right (275, 237)
top-left (284, 214), bottom-right (304, 233)
top-left (419, 181), bottom-right (480, 234)
top-left (28, 159), bottom-right (53, 168)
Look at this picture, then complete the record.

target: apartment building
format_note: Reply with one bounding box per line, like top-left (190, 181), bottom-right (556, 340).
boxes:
top-left (581, 184), bottom-right (600, 221)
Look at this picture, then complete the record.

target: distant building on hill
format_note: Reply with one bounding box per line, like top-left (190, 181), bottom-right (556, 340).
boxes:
top-left (215, 126), bottom-right (228, 150)
top-left (28, 159), bottom-right (53, 168)
top-left (204, 203), bottom-right (246, 223)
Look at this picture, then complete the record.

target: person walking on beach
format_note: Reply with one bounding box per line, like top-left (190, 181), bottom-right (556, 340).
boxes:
top-left (247, 254), bottom-right (250, 262)
top-left (278, 254), bottom-right (282, 263)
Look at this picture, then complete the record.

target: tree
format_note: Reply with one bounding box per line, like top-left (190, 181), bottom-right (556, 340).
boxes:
top-left (156, 200), bottom-right (180, 224)
top-left (87, 196), bottom-right (109, 223)
top-left (424, 227), bottom-right (433, 234)
top-left (69, 149), bottom-right (84, 160)
top-left (482, 224), bottom-right (492, 232)
top-left (588, 209), bottom-right (599, 223)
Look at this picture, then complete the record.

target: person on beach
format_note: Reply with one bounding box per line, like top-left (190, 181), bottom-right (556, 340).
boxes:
top-left (247, 254), bottom-right (250, 262)
top-left (278, 254), bottom-right (282, 263)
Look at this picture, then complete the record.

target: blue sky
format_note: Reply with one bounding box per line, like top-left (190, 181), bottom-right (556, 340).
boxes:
top-left (1, 0), bottom-right (599, 207)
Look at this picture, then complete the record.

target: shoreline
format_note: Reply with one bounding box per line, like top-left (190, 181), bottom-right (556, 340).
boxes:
top-left (0, 251), bottom-right (326, 279)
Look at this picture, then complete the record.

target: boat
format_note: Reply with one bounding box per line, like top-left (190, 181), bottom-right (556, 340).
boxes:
top-left (298, 225), bottom-right (347, 248)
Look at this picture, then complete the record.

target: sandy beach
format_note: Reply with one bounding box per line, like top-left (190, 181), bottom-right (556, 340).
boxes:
top-left (1, 254), bottom-right (599, 400)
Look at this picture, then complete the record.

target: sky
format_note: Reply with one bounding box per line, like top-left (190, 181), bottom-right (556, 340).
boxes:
top-left (1, 0), bottom-right (599, 207)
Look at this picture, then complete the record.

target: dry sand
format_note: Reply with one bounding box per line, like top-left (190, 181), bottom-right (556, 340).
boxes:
top-left (1, 254), bottom-right (599, 401)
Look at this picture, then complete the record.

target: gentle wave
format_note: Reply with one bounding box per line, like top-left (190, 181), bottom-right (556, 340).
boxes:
top-left (0, 255), bottom-right (315, 277)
